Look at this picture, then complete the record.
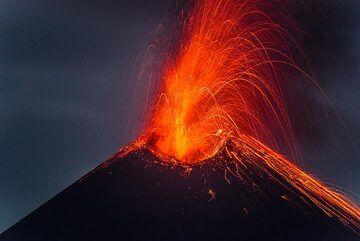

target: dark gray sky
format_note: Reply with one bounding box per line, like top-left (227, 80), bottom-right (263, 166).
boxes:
top-left (0, 0), bottom-right (359, 233)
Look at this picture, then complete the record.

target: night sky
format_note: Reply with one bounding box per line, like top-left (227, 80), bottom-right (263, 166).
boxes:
top-left (0, 0), bottom-right (359, 233)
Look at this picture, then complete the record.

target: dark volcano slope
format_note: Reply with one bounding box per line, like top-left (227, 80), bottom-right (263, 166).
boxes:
top-left (1, 144), bottom-right (359, 241)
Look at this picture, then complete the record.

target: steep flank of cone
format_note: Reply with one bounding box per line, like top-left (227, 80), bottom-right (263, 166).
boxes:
top-left (1, 142), bottom-right (358, 241)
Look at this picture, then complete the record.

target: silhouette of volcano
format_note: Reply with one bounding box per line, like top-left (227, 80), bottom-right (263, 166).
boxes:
top-left (1, 141), bottom-right (359, 241)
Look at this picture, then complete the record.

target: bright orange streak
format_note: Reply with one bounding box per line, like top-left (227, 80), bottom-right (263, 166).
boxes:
top-left (138, 0), bottom-right (360, 230)
top-left (230, 136), bottom-right (360, 231)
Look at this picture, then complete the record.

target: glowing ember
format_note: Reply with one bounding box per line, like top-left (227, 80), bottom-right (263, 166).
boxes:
top-left (144, 0), bottom-right (301, 163)
top-left (136, 0), bottom-right (359, 231)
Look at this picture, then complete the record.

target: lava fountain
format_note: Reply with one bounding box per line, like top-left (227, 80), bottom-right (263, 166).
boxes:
top-left (136, 0), bottom-right (360, 231)
top-left (145, 0), bottom-right (303, 163)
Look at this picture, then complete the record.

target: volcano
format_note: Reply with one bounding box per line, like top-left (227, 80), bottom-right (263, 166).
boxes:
top-left (1, 140), bottom-right (359, 241)
top-left (1, 1), bottom-right (359, 240)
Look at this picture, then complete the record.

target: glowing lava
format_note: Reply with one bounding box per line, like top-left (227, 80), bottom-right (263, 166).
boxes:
top-left (145, 0), bottom-right (301, 163)
top-left (138, 0), bottom-right (360, 231)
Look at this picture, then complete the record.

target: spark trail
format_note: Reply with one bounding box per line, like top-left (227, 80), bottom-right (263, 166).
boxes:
top-left (137, 0), bottom-right (360, 230)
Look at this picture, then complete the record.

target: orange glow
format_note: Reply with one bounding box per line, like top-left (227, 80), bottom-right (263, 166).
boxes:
top-left (137, 0), bottom-right (360, 230)
top-left (145, 0), bottom-right (301, 163)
